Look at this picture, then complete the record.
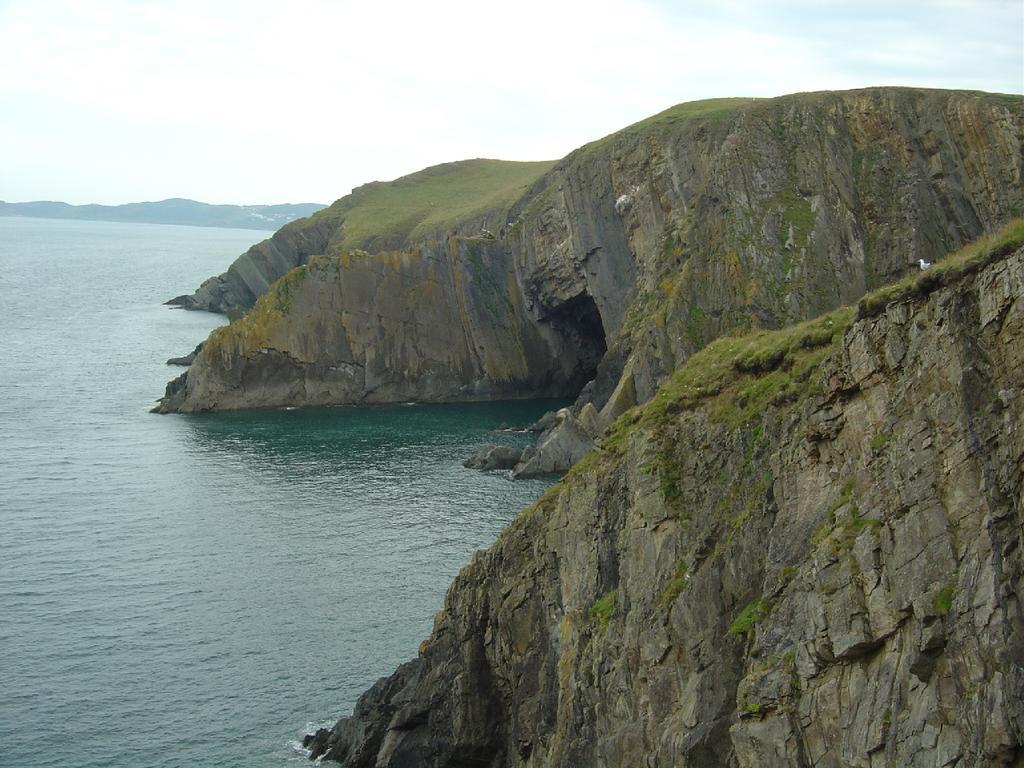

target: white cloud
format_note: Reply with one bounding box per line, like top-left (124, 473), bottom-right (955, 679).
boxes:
top-left (0, 0), bottom-right (1019, 204)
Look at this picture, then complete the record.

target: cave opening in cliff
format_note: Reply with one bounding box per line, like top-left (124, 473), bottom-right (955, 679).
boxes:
top-left (547, 292), bottom-right (608, 396)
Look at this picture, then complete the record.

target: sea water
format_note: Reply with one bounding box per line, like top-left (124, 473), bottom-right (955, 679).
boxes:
top-left (0, 217), bottom-right (558, 767)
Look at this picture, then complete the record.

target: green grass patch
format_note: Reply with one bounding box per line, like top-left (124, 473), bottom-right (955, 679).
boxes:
top-left (826, 480), bottom-right (855, 521)
top-left (729, 596), bottom-right (770, 636)
top-left (317, 159), bottom-right (555, 251)
top-left (840, 508), bottom-right (881, 537)
top-left (870, 432), bottom-right (893, 452)
top-left (768, 188), bottom-right (815, 249)
top-left (600, 306), bottom-right (854, 453)
top-left (723, 469), bottom-right (774, 546)
top-left (684, 303), bottom-right (706, 349)
top-left (273, 263), bottom-right (308, 315)
top-left (589, 590), bottom-right (616, 633)
top-left (659, 561), bottom-right (689, 607)
top-left (655, 439), bottom-right (686, 511)
top-left (812, 480), bottom-right (885, 552)
top-left (202, 255), bottom-right (345, 358)
top-left (205, 275), bottom-right (295, 358)
top-left (933, 585), bottom-right (956, 616)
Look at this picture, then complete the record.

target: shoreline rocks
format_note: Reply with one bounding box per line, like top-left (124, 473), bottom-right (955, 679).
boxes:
top-left (165, 342), bottom-right (203, 367)
top-left (511, 408), bottom-right (594, 478)
top-left (462, 444), bottom-right (523, 471)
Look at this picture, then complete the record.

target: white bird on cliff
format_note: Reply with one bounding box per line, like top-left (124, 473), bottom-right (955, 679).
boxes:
top-left (918, 258), bottom-right (932, 270)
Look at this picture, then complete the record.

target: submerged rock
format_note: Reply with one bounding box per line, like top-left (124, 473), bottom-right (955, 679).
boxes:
top-left (526, 410), bottom-right (558, 433)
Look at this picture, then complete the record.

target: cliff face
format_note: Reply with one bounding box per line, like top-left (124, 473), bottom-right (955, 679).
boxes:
top-left (159, 238), bottom-right (603, 412)
top-left (159, 88), bottom-right (1023, 414)
top-left (305, 241), bottom-right (1024, 767)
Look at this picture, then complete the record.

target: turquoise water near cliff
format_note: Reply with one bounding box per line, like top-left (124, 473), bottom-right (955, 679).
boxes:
top-left (0, 217), bottom-right (559, 768)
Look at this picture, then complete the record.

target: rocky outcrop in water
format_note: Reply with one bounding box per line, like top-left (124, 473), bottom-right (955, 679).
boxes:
top-left (510, 407), bottom-right (595, 478)
top-left (166, 342), bottom-right (203, 366)
top-left (157, 88), bottom-right (1023, 416)
top-left (304, 241), bottom-right (1024, 767)
top-left (463, 445), bottom-right (523, 471)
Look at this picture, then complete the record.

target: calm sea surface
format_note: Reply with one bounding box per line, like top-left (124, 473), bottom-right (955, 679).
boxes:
top-left (0, 217), bottom-right (558, 767)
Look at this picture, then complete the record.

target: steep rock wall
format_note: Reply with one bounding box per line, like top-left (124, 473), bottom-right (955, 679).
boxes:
top-left (158, 237), bottom-right (604, 412)
top-left (304, 245), bottom-right (1024, 767)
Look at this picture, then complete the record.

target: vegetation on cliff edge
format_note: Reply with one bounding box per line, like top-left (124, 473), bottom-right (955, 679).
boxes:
top-left (856, 218), bottom-right (1024, 318)
top-left (579, 97), bottom-right (754, 156)
top-left (203, 260), bottom-right (319, 359)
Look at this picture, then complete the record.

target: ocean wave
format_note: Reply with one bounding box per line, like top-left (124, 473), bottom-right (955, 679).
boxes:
top-left (286, 739), bottom-right (311, 758)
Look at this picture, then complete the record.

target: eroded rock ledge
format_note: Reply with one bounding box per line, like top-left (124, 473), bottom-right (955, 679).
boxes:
top-left (304, 247), bottom-right (1024, 767)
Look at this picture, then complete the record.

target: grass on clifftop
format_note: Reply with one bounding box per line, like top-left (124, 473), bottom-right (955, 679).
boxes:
top-left (579, 98), bottom-right (754, 155)
top-left (321, 159), bottom-right (555, 251)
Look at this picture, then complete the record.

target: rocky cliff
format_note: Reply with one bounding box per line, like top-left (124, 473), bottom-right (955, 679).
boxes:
top-left (158, 88), bottom-right (1023, 419)
top-left (303, 231), bottom-right (1024, 767)
top-left (159, 238), bottom-right (604, 411)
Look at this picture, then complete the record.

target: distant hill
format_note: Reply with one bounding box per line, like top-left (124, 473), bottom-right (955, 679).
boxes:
top-left (0, 198), bottom-right (326, 230)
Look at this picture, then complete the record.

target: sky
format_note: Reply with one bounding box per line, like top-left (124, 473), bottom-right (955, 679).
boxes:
top-left (0, 0), bottom-right (1021, 206)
